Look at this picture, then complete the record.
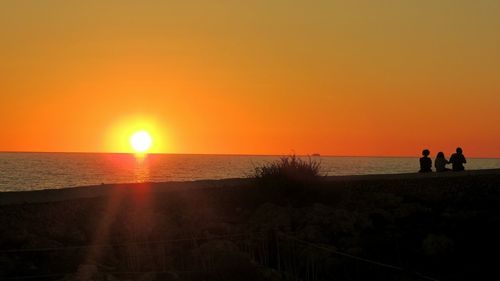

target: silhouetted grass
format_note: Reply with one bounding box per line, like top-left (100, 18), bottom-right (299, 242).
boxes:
top-left (252, 155), bottom-right (322, 189)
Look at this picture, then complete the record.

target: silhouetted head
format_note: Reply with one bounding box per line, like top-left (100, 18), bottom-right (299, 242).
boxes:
top-left (436, 152), bottom-right (445, 158)
top-left (422, 149), bottom-right (430, 157)
top-left (456, 147), bottom-right (463, 154)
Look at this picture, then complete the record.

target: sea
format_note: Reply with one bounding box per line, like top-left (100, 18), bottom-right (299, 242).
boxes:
top-left (1, 152), bottom-right (500, 192)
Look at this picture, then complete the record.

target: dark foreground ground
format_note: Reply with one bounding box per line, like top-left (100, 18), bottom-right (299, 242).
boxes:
top-left (1, 170), bottom-right (500, 281)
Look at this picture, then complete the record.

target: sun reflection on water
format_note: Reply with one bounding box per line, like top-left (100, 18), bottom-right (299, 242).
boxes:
top-left (133, 154), bottom-right (151, 183)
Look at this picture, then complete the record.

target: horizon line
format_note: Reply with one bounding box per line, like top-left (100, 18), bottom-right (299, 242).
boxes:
top-left (1, 150), bottom-right (499, 159)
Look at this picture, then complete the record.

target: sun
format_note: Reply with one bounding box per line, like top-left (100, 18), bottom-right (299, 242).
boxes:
top-left (130, 131), bottom-right (152, 153)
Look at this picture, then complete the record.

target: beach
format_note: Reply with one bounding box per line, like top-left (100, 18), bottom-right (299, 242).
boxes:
top-left (1, 169), bottom-right (500, 280)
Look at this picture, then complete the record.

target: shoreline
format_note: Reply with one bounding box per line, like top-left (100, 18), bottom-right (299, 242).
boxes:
top-left (1, 168), bottom-right (499, 206)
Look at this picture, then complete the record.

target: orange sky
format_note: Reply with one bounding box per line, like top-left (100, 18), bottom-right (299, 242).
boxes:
top-left (1, 1), bottom-right (500, 157)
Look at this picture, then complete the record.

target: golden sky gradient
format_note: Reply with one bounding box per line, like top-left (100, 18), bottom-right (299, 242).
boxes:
top-left (1, 1), bottom-right (499, 157)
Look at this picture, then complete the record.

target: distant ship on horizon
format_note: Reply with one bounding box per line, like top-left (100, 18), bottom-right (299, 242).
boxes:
top-left (311, 153), bottom-right (321, 157)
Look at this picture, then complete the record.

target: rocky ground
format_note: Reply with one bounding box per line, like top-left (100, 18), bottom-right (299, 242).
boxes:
top-left (1, 170), bottom-right (500, 280)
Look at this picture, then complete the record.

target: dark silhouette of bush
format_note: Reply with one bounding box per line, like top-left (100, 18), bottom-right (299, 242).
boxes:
top-left (251, 155), bottom-right (322, 190)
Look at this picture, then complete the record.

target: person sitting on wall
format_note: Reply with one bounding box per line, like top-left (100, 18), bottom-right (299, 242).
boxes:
top-left (435, 151), bottom-right (451, 172)
top-left (419, 149), bottom-right (432, 173)
top-left (449, 147), bottom-right (467, 171)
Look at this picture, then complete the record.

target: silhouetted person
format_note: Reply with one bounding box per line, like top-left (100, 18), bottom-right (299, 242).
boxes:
top-left (419, 149), bottom-right (432, 173)
top-left (449, 147), bottom-right (467, 171)
top-left (435, 152), bottom-right (450, 172)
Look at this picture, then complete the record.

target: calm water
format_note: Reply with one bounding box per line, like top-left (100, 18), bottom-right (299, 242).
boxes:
top-left (1, 152), bottom-right (499, 191)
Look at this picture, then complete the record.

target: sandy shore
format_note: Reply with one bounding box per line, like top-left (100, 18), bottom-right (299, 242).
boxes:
top-left (1, 168), bottom-right (499, 206)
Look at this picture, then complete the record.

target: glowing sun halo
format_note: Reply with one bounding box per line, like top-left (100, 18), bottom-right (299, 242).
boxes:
top-left (130, 131), bottom-right (152, 153)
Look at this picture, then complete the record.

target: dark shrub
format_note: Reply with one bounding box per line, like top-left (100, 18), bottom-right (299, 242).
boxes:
top-left (252, 155), bottom-right (323, 190)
